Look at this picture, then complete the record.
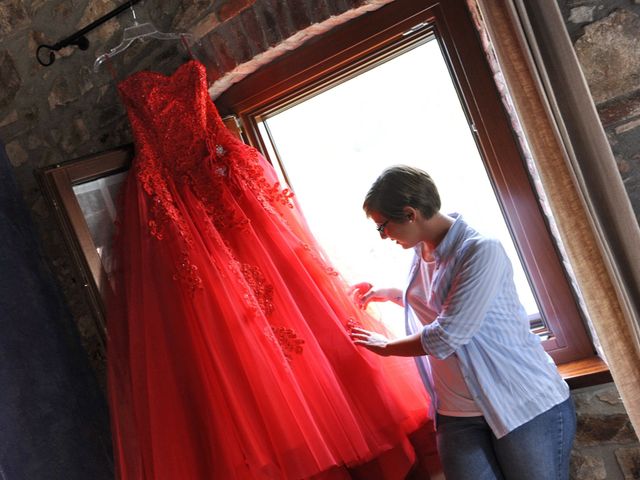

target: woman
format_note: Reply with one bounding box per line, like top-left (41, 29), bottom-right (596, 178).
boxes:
top-left (351, 165), bottom-right (576, 480)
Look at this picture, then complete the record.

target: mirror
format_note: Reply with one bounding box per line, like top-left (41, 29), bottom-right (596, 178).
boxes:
top-left (38, 145), bottom-right (133, 346)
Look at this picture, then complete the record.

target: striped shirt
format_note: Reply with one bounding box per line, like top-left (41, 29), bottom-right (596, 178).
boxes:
top-left (405, 214), bottom-right (570, 438)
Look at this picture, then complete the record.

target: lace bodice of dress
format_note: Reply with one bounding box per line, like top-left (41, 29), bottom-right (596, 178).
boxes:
top-left (117, 60), bottom-right (294, 244)
top-left (118, 60), bottom-right (232, 176)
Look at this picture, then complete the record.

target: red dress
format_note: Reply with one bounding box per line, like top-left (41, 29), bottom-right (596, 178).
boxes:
top-left (108, 60), bottom-right (435, 479)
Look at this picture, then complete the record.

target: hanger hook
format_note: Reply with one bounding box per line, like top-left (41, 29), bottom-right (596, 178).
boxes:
top-left (129, 0), bottom-right (139, 25)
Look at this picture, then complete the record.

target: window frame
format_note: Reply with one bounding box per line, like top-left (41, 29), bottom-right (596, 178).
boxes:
top-left (216, 0), bottom-right (595, 366)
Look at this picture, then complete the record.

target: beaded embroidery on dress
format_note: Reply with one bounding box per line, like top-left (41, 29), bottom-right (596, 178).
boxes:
top-left (108, 60), bottom-right (436, 479)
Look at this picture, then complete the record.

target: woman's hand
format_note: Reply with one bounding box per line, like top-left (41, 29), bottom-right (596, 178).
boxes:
top-left (350, 327), bottom-right (390, 356)
top-left (352, 328), bottom-right (426, 358)
top-left (349, 282), bottom-right (403, 309)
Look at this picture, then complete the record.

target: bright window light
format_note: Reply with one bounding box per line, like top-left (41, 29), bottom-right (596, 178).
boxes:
top-left (260, 39), bottom-right (539, 334)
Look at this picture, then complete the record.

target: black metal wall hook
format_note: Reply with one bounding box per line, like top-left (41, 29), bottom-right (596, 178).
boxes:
top-left (36, 0), bottom-right (142, 67)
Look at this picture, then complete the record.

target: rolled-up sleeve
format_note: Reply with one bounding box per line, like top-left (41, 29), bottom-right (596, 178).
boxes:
top-left (421, 239), bottom-right (507, 359)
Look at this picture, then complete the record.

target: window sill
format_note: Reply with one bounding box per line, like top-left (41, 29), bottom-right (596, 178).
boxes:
top-left (558, 356), bottom-right (612, 389)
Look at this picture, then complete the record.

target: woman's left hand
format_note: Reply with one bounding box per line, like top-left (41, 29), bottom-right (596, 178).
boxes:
top-left (351, 327), bottom-right (390, 355)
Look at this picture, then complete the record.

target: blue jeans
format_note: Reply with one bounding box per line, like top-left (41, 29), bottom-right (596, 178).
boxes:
top-left (436, 397), bottom-right (576, 480)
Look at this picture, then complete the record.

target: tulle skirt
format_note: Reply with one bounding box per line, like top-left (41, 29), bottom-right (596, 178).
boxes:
top-left (107, 121), bottom-right (435, 479)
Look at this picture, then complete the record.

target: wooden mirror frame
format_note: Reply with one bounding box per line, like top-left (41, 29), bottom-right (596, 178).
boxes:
top-left (37, 146), bottom-right (133, 346)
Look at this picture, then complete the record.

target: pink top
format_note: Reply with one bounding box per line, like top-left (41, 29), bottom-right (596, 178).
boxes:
top-left (407, 254), bottom-right (482, 416)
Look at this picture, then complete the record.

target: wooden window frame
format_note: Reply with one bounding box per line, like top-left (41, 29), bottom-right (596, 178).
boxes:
top-left (216, 0), bottom-right (609, 384)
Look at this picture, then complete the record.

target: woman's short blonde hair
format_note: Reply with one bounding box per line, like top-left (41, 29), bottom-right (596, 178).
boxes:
top-left (363, 165), bottom-right (441, 220)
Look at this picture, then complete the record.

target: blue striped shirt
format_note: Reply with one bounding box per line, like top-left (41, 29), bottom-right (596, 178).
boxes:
top-left (405, 214), bottom-right (570, 438)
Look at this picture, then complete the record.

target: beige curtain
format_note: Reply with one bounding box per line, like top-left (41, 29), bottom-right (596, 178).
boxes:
top-left (471, 0), bottom-right (640, 436)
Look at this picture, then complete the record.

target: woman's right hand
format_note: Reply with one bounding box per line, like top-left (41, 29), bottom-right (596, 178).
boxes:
top-left (350, 282), bottom-right (403, 309)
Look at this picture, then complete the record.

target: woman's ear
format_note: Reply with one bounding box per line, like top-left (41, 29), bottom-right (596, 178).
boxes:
top-left (402, 206), bottom-right (416, 222)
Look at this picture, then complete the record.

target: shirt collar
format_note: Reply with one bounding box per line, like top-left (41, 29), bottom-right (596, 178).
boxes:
top-left (432, 213), bottom-right (464, 263)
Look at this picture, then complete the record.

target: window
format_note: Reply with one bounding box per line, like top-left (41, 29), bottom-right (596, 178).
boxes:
top-left (257, 37), bottom-right (541, 338)
top-left (217, 0), bottom-right (595, 365)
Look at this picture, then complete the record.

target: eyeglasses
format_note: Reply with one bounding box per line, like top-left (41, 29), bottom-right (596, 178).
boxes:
top-left (376, 219), bottom-right (390, 234)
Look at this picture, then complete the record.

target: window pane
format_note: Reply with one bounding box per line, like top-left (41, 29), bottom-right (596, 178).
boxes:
top-left (261, 38), bottom-right (543, 333)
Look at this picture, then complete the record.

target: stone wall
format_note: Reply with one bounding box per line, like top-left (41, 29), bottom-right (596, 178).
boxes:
top-left (559, 0), bottom-right (640, 225)
top-left (571, 384), bottom-right (640, 479)
top-left (1, 0), bottom-right (639, 477)
top-left (560, 1), bottom-right (640, 478)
